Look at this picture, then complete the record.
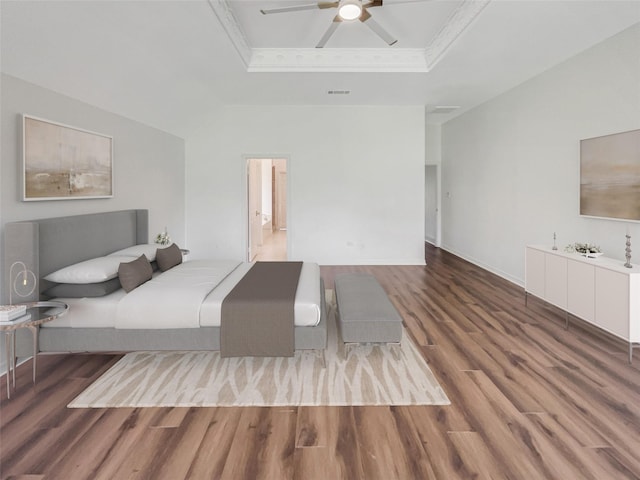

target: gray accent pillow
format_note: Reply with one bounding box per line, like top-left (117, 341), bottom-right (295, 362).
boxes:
top-left (43, 277), bottom-right (122, 298)
top-left (156, 243), bottom-right (182, 272)
top-left (118, 255), bottom-right (153, 293)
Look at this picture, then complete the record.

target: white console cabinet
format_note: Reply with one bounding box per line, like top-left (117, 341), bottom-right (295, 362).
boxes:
top-left (525, 245), bottom-right (639, 362)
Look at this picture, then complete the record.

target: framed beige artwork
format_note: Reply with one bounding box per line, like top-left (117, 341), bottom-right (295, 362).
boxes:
top-left (23, 115), bottom-right (113, 201)
top-left (580, 129), bottom-right (640, 222)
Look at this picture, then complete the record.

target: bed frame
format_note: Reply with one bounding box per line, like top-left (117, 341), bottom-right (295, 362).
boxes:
top-left (4, 209), bottom-right (327, 356)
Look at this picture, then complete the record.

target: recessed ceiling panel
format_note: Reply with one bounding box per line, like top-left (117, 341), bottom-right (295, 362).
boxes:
top-left (212, 0), bottom-right (488, 72)
top-left (230, 0), bottom-right (462, 49)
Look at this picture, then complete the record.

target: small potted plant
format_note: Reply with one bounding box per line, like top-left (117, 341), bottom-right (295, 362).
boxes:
top-left (155, 228), bottom-right (171, 246)
top-left (565, 242), bottom-right (602, 258)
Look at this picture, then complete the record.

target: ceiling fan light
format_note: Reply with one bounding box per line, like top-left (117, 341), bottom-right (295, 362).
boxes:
top-left (338, 1), bottom-right (362, 21)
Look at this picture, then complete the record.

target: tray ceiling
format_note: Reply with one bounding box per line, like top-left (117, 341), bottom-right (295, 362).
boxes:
top-left (209, 0), bottom-right (490, 72)
top-left (2, 1), bottom-right (639, 137)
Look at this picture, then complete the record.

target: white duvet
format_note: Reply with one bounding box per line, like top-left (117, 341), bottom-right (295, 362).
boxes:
top-left (45, 260), bottom-right (322, 329)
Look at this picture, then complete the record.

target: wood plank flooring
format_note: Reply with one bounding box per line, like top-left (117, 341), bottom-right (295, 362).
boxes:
top-left (1, 244), bottom-right (639, 479)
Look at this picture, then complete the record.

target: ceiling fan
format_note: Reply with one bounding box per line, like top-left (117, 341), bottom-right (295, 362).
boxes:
top-left (260, 0), bottom-right (428, 48)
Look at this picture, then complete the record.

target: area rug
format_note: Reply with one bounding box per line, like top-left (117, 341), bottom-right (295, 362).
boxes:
top-left (68, 292), bottom-right (449, 408)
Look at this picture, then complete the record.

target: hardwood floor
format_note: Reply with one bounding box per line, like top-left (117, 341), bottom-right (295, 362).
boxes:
top-left (1, 244), bottom-right (639, 479)
top-left (254, 228), bottom-right (286, 261)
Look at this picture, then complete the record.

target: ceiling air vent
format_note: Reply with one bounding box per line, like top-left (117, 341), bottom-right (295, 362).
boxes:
top-left (328, 90), bottom-right (351, 95)
top-left (429, 105), bottom-right (460, 114)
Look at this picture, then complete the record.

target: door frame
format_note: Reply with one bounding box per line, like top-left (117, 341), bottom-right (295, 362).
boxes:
top-left (425, 164), bottom-right (441, 247)
top-left (242, 155), bottom-right (291, 262)
top-left (247, 158), bottom-right (263, 261)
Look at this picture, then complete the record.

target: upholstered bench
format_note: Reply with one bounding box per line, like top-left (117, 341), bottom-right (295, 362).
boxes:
top-left (334, 273), bottom-right (403, 346)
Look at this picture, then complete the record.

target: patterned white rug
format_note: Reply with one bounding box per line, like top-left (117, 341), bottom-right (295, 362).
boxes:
top-left (68, 294), bottom-right (449, 408)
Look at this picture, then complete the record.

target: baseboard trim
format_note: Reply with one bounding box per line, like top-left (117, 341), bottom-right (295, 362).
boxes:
top-left (439, 244), bottom-right (523, 287)
top-left (319, 258), bottom-right (426, 266)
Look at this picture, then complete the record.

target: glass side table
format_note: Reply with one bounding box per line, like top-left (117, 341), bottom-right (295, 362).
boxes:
top-left (1, 301), bottom-right (69, 399)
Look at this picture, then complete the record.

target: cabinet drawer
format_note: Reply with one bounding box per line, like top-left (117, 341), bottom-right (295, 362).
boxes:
top-left (595, 268), bottom-right (629, 339)
top-left (545, 254), bottom-right (567, 309)
top-left (525, 247), bottom-right (545, 299)
top-left (567, 259), bottom-right (595, 322)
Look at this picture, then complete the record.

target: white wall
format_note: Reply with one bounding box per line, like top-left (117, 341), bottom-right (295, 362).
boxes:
top-left (0, 74), bottom-right (186, 372)
top-left (441, 24), bottom-right (640, 285)
top-left (186, 105), bottom-right (425, 265)
top-left (1, 75), bottom-right (186, 238)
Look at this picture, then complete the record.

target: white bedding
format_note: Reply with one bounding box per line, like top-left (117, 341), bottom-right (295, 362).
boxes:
top-left (116, 260), bottom-right (241, 329)
top-left (45, 289), bottom-right (127, 328)
top-left (45, 260), bottom-right (322, 329)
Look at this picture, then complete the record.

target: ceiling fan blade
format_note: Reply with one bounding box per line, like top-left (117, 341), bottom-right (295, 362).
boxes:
top-left (316, 17), bottom-right (342, 48)
top-left (261, 2), bottom-right (338, 15)
top-left (318, 1), bottom-right (340, 9)
top-left (364, 0), bottom-right (433, 7)
top-left (368, 0), bottom-right (433, 5)
top-left (360, 9), bottom-right (397, 45)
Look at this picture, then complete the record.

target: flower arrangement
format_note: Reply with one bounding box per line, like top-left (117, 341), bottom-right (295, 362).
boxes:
top-left (155, 228), bottom-right (171, 246)
top-left (564, 242), bottom-right (601, 255)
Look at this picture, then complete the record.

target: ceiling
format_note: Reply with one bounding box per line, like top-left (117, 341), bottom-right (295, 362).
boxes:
top-left (233, 0), bottom-right (460, 49)
top-left (1, 1), bottom-right (639, 138)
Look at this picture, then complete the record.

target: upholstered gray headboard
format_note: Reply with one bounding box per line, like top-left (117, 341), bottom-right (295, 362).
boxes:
top-left (3, 209), bottom-right (148, 301)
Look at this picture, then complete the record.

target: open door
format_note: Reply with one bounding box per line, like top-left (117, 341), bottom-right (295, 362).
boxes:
top-left (273, 159), bottom-right (287, 231)
top-left (425, 164), bottom-right (440, 247)
top-left (247, 159), bottom-right (262, 261)
top-left (246, 157), bottom-right (288, 261)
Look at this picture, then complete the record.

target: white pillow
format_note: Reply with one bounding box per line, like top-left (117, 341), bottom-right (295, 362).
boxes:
top-left (108, 244), bottom-right (158, 262)
top-left (44, 256), bottom-right (133, 284)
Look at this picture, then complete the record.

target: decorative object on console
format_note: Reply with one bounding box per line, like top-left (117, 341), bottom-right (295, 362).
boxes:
top-left (625, 234), bottom-right (632, 268)
top-left (564, 242), bottom-right (602, 258)
top-left (23, 115), bottom-right (113, 201)
top-left (552, 232), bottom-right (558, 250)
top-left (155, 227), bottom-right (171, 246)
top-left (9, 261), bottom-right (36, 305)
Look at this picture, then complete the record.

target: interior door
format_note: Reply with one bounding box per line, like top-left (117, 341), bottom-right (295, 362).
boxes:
top-left (274, 159), bottom-right (287, 230)
top-left (248, 159), bottom-right (262, 261)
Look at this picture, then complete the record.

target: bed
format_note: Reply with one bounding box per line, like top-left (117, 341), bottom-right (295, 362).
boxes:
top-left (3, 210), bottom-right (327, 357)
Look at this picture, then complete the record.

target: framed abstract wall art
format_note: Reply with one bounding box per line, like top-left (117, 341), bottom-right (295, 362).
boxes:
top-left (580, 128), bottom-right (640, 222)
top-left (23, 115), bottom-right (113, 201)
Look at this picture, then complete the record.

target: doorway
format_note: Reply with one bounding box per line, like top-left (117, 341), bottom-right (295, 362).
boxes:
top-left (247, 158), bottom-right (287, 261)
top-left (425, 164), bottom-right (440, 246)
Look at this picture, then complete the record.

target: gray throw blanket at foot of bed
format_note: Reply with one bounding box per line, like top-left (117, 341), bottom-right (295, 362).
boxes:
top-left (220, 261), bottom-right (303, 357)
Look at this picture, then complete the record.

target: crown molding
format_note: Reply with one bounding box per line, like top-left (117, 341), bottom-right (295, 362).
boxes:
top-left (210, 0), bottom-right (491, 73)
top-left (207, 0), bottom-right (251, 67)
top-left (424, 0), bottom-right (491, 70)
top-left (248, 48), bottom-right (428, 73)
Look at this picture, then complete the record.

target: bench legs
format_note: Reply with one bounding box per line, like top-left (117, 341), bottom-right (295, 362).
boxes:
top-left (343, 341), bottom-right (402, 356)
